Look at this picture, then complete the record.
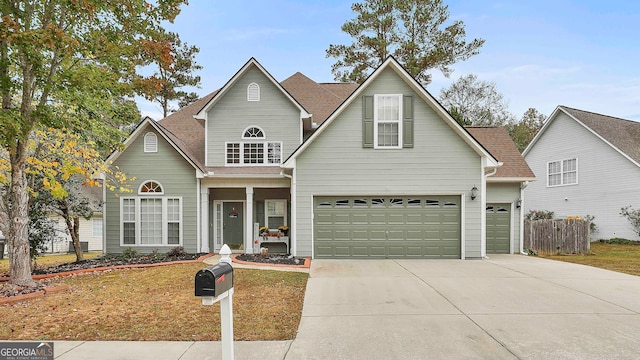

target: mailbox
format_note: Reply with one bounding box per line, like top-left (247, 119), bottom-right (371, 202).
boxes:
top-left (194, 262), bottom-right (234, 297)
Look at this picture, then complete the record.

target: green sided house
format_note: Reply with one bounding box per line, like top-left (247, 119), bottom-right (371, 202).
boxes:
top-left (104, 57), bottom-right (535, 259)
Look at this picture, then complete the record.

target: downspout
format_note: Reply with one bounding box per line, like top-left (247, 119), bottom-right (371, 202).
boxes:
top-left (280, 169), bottom-right (295, 256)
top-left (482, 162), bottom-right (502, 259)
top-left (519, 181), bottom-right (529, 255)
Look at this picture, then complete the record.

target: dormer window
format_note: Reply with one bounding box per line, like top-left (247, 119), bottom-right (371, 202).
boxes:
top-left (243, 126), bottom-right (265, 139)
top-left (144, 132), bottom-right (157, 152)
top-left (247, 83), bottom-right (260, 101)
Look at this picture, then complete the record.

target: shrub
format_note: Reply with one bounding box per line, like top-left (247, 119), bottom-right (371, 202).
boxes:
top-left (121, 247), bottom-right (139, 260)
top-left (525, 210), bottom-right (554, 221)
top-left (620, 206), bottom-right (640, 237)
top-left (598, 238), bottom-right (639, 245)
top-left (167, 246), bottom-right (186, 257)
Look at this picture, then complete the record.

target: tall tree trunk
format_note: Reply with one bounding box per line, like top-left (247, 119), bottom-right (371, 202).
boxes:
top-left (70, 216), bottom-right (83, 262)
top-left (9, 141), bottom-right (35, 286)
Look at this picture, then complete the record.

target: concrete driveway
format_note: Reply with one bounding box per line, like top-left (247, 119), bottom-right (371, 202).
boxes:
top-left (285, 255), bottom-right (640, 360)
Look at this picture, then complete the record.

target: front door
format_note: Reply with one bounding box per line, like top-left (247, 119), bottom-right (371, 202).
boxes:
top-left (223, 202), bottom-right (244, 250)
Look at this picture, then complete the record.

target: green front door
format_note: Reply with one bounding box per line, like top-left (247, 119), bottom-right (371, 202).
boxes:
top-left (223, 202), bottom-right (244, 250)
top-left (486, 204), bottom-right (510, 254)
top-left (313, 196), bottom-right (461, 259)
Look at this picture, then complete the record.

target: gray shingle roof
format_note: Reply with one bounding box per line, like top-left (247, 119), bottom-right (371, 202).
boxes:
top-left (560, 106), bottom-right (640, 165)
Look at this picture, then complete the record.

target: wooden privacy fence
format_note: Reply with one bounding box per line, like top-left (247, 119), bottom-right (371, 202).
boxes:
top-left (524, 219), bottom-right (590, 255)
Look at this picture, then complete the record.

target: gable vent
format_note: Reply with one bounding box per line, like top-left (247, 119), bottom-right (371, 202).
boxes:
top-left (144, 132), bottom-right (157, 153)
top-left (247, 83), bottom-right (260, 101)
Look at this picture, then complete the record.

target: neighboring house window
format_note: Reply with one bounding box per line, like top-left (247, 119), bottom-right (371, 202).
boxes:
top-left (374, 94), bottom-right (402, 149)
top-left (548, 158), bottom-right (578, 186)
top-left (144, 132), bottom-right (157, 153)
top-left (92, 218), bottom-right (103, 237)
top-left (265, 199), bottom-right (287, 229)
top-left (247, 83), bottom-right (260, 101)
top-left (120, 181), bottom-right (182, 246)
top-left (226, 128), bottom-right (282, 165)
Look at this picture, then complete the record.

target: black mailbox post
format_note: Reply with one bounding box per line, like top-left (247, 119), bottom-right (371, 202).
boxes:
top-left (195, 262), bottom-right (234, 298)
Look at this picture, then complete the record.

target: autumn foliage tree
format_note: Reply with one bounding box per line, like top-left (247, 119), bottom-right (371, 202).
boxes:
top-left (143, 31), bottom-right (202, 118)
top-left (0, 0), bottom-right (188, 286)
top-left (326, 0), bottom-right (484, 84)
top-left (27, 128), bottom-right (133, 262)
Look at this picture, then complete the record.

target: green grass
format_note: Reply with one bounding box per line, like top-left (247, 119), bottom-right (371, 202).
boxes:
top-left (544, 242), bottom-right (640, 276)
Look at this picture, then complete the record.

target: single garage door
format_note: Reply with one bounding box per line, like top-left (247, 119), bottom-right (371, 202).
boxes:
top-left (486, 204), bottom-right (510, 254)
top-left (314, 196), bottom-right (460, 258)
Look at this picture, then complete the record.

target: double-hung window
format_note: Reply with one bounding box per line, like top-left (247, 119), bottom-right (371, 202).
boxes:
top-left (121, 181), bottom-right (182, 246)
top-left (265, 199), bottom-right (287, 229)
top-left (374, 94), bottom-right (402, 149)
top-left (547, 158), bottom-right (577, 186)
top-left (225, 126), bottom-right (282, 165)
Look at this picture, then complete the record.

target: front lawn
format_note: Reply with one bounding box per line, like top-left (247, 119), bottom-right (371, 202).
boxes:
top-left (0, 263), bottom-right (308, 341)
top-left (543, 241), bottom-right (640, 276)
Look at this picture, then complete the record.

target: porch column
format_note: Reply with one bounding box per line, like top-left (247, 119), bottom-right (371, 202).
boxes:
top-left (201, 187), bottom-right (209, 253)
top-left (245, 187), bottom-right (254, 254)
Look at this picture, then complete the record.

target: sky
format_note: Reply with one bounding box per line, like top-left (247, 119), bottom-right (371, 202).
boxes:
top-left (138, 0), bottom-right (640, 122)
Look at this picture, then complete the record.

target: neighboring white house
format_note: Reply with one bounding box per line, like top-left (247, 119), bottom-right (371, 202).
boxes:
top-left (523, 106), bottom-right (640, 240)
top-left (1, 184), bottom-right (104, 257)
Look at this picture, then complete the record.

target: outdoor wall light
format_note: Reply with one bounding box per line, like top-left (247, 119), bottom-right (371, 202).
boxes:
top-left (516, 199), bottom-right (522, 208)
top-left (470, 186), bottom-right (478, 200)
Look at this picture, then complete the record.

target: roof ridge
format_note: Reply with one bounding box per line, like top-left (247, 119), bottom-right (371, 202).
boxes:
top-left (561, 105), bottom-right (639, 124)
top-left (282, 72), bottom-right (343, 100)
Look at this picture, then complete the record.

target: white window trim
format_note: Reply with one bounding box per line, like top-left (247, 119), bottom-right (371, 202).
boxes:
top-left (373, 94), bottom-right (403, 149)
top-left (225, 141), bottom-right (283, 166)
top-left (547, 158), bottom-right (578, 187)
top-left (242, 125), bottom-right (266, 139)
top-left (265, 199), bottom-right (287, 228)
top-left (119, 196), bottom-right (183, 246)
top-left (247, 82), bottom-right (260, 101)
top-left (138, 180), bottom-right (164, 195)
top-left (144, 132), bottom-right (158, 153)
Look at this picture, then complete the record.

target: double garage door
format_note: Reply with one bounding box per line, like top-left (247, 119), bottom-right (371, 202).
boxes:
top-left (314, 196), bottom-right (460, 259)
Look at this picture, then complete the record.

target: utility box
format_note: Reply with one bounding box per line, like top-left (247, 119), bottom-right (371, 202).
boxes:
top-left (194, 263), bottom-right (234, 298)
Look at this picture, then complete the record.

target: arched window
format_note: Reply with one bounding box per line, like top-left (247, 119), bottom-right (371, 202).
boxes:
top-left (139, 180), bottom-right (163, 194)
top-left (247, 83), bottom-right (260, 101)
top-left (144, 132), bottom-right (157, 153)
top-left (242, 126), bottom-right (265, 139)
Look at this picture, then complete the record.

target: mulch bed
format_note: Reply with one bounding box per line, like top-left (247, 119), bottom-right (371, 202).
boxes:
top-left (0, 254), bottom-right (204, 299)
top-left (236, 253), bottom-right (306, 265)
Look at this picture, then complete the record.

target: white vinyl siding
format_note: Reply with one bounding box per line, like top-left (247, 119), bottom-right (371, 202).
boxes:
top-left (144, 132), bottom-right (157, 153)
top-left (374, 94), bottom-right (402, 149)
top-left (548, 158), bottom-right (577, 186)
top-left (120, 197), bottom-right (182, 246)
top-left (225, 141), bottom-right (283, 165)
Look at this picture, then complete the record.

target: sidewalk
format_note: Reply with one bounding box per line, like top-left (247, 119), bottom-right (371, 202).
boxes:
top-left (53, 340), bottom-right (292, 360)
